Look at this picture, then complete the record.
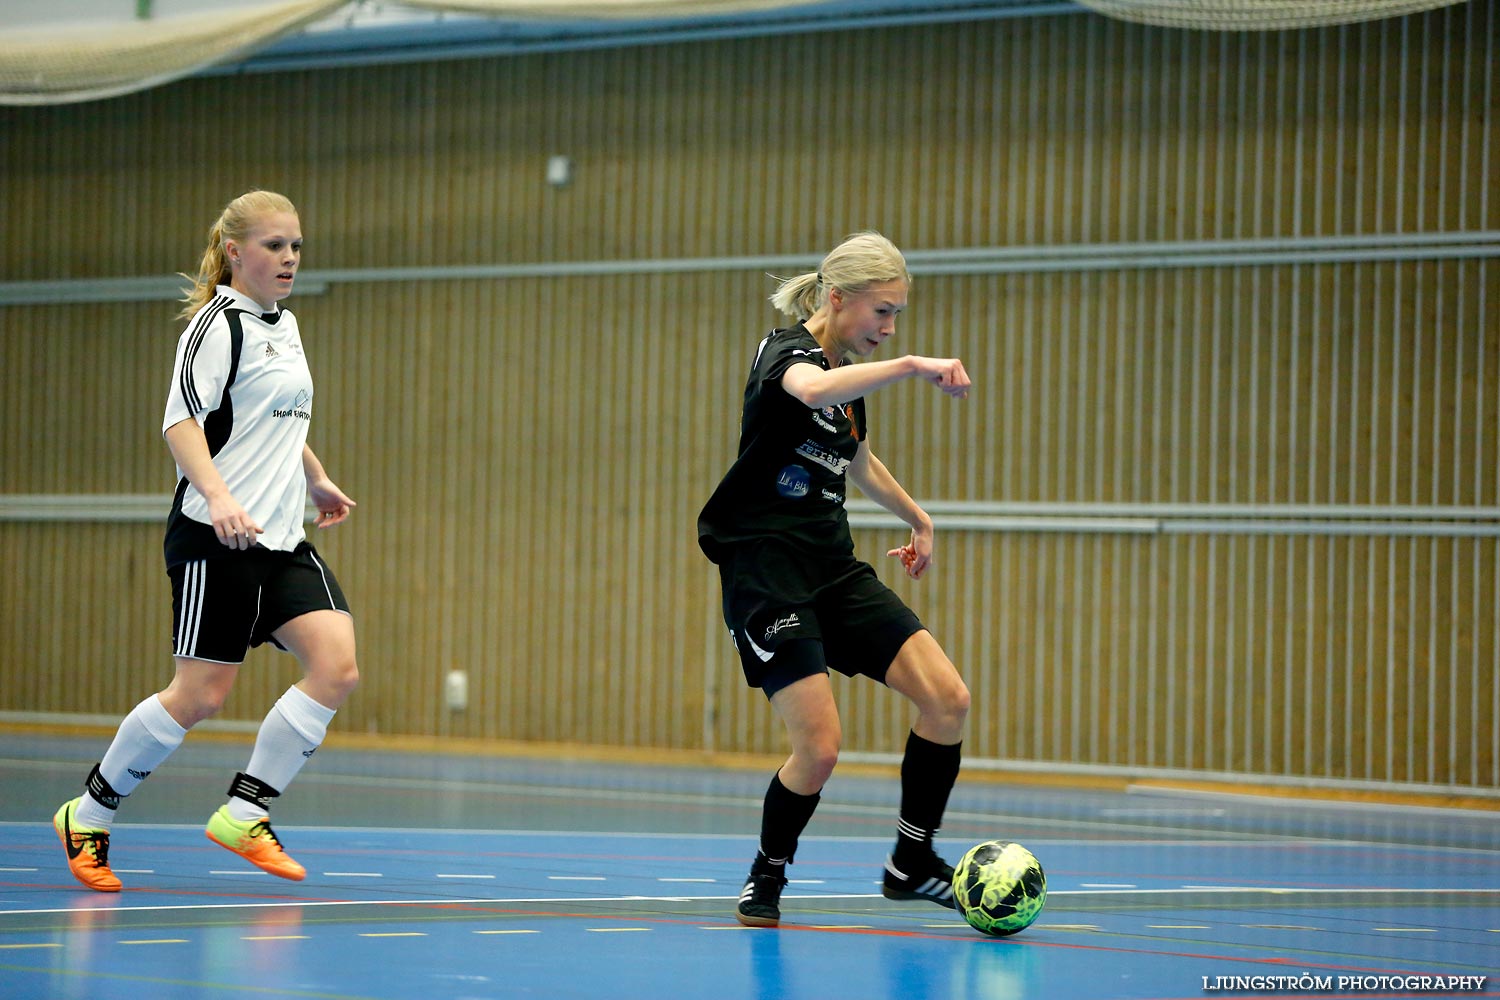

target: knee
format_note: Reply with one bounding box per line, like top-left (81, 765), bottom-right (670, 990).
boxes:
top-left (162, 685), bottom-right (228, 729)
top-left (809, 739), bottom-right (841, 783)
top-left (333, 657), bottom-right (360, 698)
top-left (946, 679), bottom-right (971, 725)
top-left (924, 677), bottom-right (970, 737)
top-left (786, 727), bottom-right (841, 789)
top-left (313, 654), bottom-right (359, 702)
top-left (192, 693), bottom-right (229, 726)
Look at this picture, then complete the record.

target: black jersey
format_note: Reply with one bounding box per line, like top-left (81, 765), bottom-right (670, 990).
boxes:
top-left (698, 323), bottom-right (867, 564)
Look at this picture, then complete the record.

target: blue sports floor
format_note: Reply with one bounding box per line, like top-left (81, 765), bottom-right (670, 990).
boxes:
top-left (2, 732), bottom-right (1497, 999)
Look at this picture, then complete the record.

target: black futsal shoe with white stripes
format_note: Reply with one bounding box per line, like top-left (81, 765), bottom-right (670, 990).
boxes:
top-left (881, 852), bottom-right (957, 909)
top-left (736, 856), bottom-right (789, 927)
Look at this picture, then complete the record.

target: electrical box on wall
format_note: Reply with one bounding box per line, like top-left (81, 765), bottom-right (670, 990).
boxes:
top-left (444, 669), bottom-right (468, 711)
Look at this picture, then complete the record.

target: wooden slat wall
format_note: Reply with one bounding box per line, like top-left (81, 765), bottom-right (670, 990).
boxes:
top-left (1, 3), bottom-right (1496, 788)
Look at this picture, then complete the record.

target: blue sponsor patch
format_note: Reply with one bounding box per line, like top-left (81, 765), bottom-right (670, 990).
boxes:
top-left (776, 464), bottom-right (811, 498)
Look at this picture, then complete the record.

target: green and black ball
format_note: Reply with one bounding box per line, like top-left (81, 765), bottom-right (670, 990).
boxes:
top-left (951, 840), bottom-right (1046, 936)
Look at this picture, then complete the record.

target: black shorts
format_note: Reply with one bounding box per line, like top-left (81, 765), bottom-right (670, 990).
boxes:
top-left (169, 542), bottom-right (351, 664)
top-left (718, 539), bottom-right (924, 698)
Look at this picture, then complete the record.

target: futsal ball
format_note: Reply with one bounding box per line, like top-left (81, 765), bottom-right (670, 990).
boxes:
top-left (951, 840), bottom-right (1046, 936)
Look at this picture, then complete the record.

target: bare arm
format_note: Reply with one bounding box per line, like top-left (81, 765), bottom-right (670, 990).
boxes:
top-left (164, 417), bottom-right (261, 550)
top-left (781, 354), bottom-right (970, 409)
top-left (302, 444), bottom-right (356, 528)
top-left (847, 442), bottom-right (935, 579)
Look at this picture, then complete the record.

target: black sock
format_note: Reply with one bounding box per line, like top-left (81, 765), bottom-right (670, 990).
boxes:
top-left (759, 770), bottom-right (821, 865)
top-left (894, 731), bottom-right (961, 867)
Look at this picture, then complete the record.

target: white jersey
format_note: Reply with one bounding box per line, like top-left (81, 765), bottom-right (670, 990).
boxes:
top-left (162, 285), bottom-right (313, 563)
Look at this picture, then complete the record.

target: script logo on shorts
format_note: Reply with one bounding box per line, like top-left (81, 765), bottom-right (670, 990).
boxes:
top-left (765, 612), bottom-right (801, 643)
top-left (776, 464), bottom-right (811, 498)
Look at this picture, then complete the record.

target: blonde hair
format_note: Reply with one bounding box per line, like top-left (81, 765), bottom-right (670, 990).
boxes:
top-left (177, 190), bottom-right (298, 319)
top-left (769, 231), bottom-right (911, 319)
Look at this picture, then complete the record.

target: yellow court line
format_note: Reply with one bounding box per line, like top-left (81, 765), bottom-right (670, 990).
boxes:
top-left (473, 929), bottom-right (540, 935)
top-left (585, 928), bottom-right (650, 933)
top-left (119, 939), bottom-right (189, 945)
top-left (0, 943), bottom-right (62, 950)
top-left (241, 935), bottom-right (309, 941)
top-left (1149, 925), bottom-right (1211, 929)
top-left (1374, 927), bottom-right (1438, 933)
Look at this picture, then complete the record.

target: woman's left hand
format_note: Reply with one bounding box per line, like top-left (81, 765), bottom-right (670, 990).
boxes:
top-left (887, 524), bottom-right (934, 580)
top-left (308, 478), bottom-right (357, 528)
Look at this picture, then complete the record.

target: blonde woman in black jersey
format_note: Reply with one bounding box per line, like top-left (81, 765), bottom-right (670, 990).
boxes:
top-left (699, 231), bottom-right (972, 927)
top-left (53, 190), bottom-right (358, 892)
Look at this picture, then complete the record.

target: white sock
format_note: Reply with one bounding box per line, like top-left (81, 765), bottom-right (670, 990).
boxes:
top-left (227, 686), bottom-right (336, 822)
top-left (76, 695), bottom-right (187, 829)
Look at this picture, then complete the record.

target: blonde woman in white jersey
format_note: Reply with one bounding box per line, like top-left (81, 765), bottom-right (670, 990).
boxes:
top-left (53, 190), bottom-right (359, 892)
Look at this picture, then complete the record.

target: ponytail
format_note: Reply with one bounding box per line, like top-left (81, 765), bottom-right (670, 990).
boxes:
top-left (769, 271), bottom-right (824, 319)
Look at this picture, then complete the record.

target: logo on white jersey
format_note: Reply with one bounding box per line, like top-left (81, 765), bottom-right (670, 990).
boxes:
top-left (273, 389), bottom-right (312, 421)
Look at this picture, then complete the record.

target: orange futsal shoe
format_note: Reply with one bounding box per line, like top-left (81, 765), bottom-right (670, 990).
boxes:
top-left (53, 797), bottom-right (122, 892)
top-left (205, 806), bottom-right (306, 881)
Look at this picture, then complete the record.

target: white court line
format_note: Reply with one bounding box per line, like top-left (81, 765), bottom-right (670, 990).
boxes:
top-left (1, 818), bottom-right (1420, 854)
top-left (658, 878), bottom-right (716, 883)
top-left (548, 876), bottom-right (605, 881)
top-left (0, 868), bottom-right (38, 872)
top-left (0, 893), bottom-right (874, 916)
top-left (0, 762), bottom-right (1328, 842)
top-left (210, 870), bottom-right (267, 876)
top-left (4, 886), bottom-right (1495, 918)
top-left (324, 872), bottom-right (383, 878)
top-left (436, 874), bottom-right (496, 879)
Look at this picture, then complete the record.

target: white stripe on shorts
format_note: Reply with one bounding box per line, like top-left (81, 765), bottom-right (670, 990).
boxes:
top-left (176, 560), bottom-right (206, 657)
top-left (741, 627), bottom-right (774, 663)
top-left (308, 549), bottom-right (336, 608)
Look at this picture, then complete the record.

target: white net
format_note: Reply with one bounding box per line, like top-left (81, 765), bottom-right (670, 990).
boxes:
top-left (0, 0), bottom-right (1477, 105)
top-left (0, 0), bottom-right (813, 106)
top-left (0, 0), bottom-right (345, 105)
top-left (1072, 0), bottom-right (1472, 30)
top-left (396, 0), bottom-right (805, 17)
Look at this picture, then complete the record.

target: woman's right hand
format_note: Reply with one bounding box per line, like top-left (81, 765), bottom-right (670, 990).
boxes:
top-left (913, 356), bottom-right (971, 399)
top-left (207, 493), bottom-right (262, 550)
